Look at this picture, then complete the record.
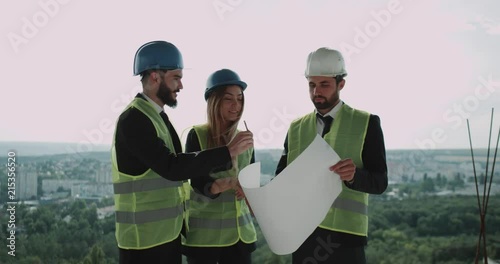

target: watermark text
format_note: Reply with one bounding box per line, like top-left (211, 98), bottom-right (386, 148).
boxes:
top-left (6, 151), bottom-right (17, 257)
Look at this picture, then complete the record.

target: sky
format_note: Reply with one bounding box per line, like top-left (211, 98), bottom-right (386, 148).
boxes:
top-left (1, 0), bottom-right (500, 152)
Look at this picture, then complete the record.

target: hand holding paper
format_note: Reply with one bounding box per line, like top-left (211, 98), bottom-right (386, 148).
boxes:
top-left (234, 182), bottom-right (245, 200)
top-left (330, 158), bottom-right (356, 182)
top-left (239, 134), bottom-right (343, 255)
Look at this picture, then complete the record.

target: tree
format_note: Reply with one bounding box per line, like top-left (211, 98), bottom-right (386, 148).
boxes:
top-left (25, 205), bottom-right (56, 234)
top-left (402, 174), bottom-right (409, 183)
top-left (448, 173), bottom-right (465, 191)
top-left (436, 173), bottom-right (447, 188)
top-left (82, 245), bottom-right (106, 264)
top-left (420, 176), bottom-right (435, 193)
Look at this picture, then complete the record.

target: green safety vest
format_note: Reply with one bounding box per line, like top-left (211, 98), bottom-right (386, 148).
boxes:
top-left (184, 124), bottom-right (257, 247)
top-left (287, 104), bottom-right (370, 236)
top-left (111, 98), bottom-right (185, 249)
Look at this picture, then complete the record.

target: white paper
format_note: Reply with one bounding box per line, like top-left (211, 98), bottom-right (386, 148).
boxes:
top-left (239, 134), bottom-right (343, 255)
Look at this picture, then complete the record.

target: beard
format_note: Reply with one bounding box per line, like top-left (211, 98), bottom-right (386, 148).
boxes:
top-left (157, 80), bottom-right (178, 108)
top-left (311, 90), bottom-right (340, 110)
top-left (312, 92), bottom-right (339, 111)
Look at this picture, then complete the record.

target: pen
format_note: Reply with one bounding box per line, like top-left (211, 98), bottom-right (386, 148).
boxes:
top-left (243, 121), bottom-right (249, 131)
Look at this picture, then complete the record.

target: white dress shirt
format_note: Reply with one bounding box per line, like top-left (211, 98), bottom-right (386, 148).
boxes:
top-left (141, 93), bottom-right (164, 114)
top-left (315, 101), bottom-right (343, 135)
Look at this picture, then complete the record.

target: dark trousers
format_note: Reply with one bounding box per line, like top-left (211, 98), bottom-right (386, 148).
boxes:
top-left (185, 243), bottom-right (252, 264)
top-left (292, 228), bottom-right (366, 264)
top-left (119, 235), bottom-right (182, 264)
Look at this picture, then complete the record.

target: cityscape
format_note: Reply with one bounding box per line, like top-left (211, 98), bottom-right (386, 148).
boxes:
top-left (1, 143), bottom-right (499, 205)
top-left (1, 142), bottom-right (499, 263)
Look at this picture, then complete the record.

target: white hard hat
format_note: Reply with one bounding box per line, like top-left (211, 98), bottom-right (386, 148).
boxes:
top-left (305, 47), bottom-right (347, 78)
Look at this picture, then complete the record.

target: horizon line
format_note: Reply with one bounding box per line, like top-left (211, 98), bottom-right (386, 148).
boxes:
top-left (0, 140), bottom-right (495, 152)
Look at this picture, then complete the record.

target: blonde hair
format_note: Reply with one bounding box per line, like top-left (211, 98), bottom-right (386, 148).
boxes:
top-left (206, 86), bottom-right (245, 149)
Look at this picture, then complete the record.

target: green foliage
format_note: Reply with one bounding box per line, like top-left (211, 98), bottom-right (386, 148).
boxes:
top-left (448, 173), bottom-right (466, 191)
top-left (1, 194), bottom-right (499, 263)
top-left (367, 195), bottom-right (500, 263)
top-left (81, 245), bottom-right (106, 264)
top-left (420, 175), bottom-right (436, 193)
top-left (0, 200), bottom-right (117, 264)
top-left (96, 196), bottom-right (114, 208)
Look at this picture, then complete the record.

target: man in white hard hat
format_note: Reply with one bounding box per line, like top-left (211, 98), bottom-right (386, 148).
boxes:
top-left (275, 47), bottom-right (388, 263)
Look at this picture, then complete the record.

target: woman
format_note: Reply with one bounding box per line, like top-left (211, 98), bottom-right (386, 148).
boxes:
top-left (183, 69), bottom-right (257, 264)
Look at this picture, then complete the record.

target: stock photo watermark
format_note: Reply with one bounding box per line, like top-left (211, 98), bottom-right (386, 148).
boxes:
top-left (66, 75), bottom-right (296, 157)
top-left (403, 73), bottom-right (500, 171)
top-left (414, 74), bottom-right (500, 151)
top-left (254, 107), bottom-right (295, 146)
top-left (6, 151), bottom-right (17, 257)
top-left (335, 0), bottom-right (405, 63)
top-left (212, 0), bottom-right (243, 21)
top-left (64, 84), bottom-right (141, 156)
top-left (7, 0), bottom-right (73, 54)
top-left (302, 235), bottom-right (341, 264)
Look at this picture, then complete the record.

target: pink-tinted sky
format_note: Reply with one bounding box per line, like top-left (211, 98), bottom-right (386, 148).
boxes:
top-left (1, 0), bottom-right (499, 150)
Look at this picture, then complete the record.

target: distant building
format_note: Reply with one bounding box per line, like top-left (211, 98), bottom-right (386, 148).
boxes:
top-left (42, 179), bottom-right (87, 194)
top-left (17, 166), bottom-right (38, 200)
top-left (94, 163), bottom-right (112, 183)
top-left (71, 182), bottom-right (113, 199)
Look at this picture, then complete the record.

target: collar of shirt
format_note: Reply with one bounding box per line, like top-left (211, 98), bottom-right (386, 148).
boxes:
top-left (141, 93), bottom-right (164, 114)
top-left (314, 101), bottom-right (343, 135)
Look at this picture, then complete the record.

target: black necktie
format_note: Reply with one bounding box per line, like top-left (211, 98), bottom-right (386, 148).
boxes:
top-left (317, 114), bottom-right (334, 137)
top-left (159, 111), bottom-right (182, 153)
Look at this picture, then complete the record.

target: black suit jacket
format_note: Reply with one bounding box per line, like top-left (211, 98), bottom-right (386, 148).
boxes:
top-left (114, 94), bottom-right (232, 184)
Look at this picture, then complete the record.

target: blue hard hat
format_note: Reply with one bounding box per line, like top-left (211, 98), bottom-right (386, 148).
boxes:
top-left (133, 41), bottom-right (184, 76)
top-left (205, 69), bottom-right (247, 101)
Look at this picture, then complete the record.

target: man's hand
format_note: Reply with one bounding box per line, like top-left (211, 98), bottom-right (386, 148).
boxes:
top-left (227, 131), bottom-right (253, 158)
top-left (330, 158), bottom-right (356, 182)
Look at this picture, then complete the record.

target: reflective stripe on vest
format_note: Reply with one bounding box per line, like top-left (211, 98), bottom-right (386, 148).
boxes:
top-left (115, 204), bottom-right (184, 224)
top-left (332, 197), bottom-right (367, 215)
top-left (112, 97), bottom-right (184, 249)
top-left (114, 178), bottom-right (182, 194)
top-left (188, 213), bottom-right (253, 229)
top-left (191, 191), bottom-right (236, 204)
top-left (287, 104), bottom-right (370, 236)
top-left (183, 124), bottom-right (257, 247)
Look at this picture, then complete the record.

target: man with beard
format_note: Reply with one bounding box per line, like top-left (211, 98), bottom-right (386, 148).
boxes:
top-left (275, 47), bottom-right (388, 264)
top-left (111, 40), bottom-right (254, 264)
